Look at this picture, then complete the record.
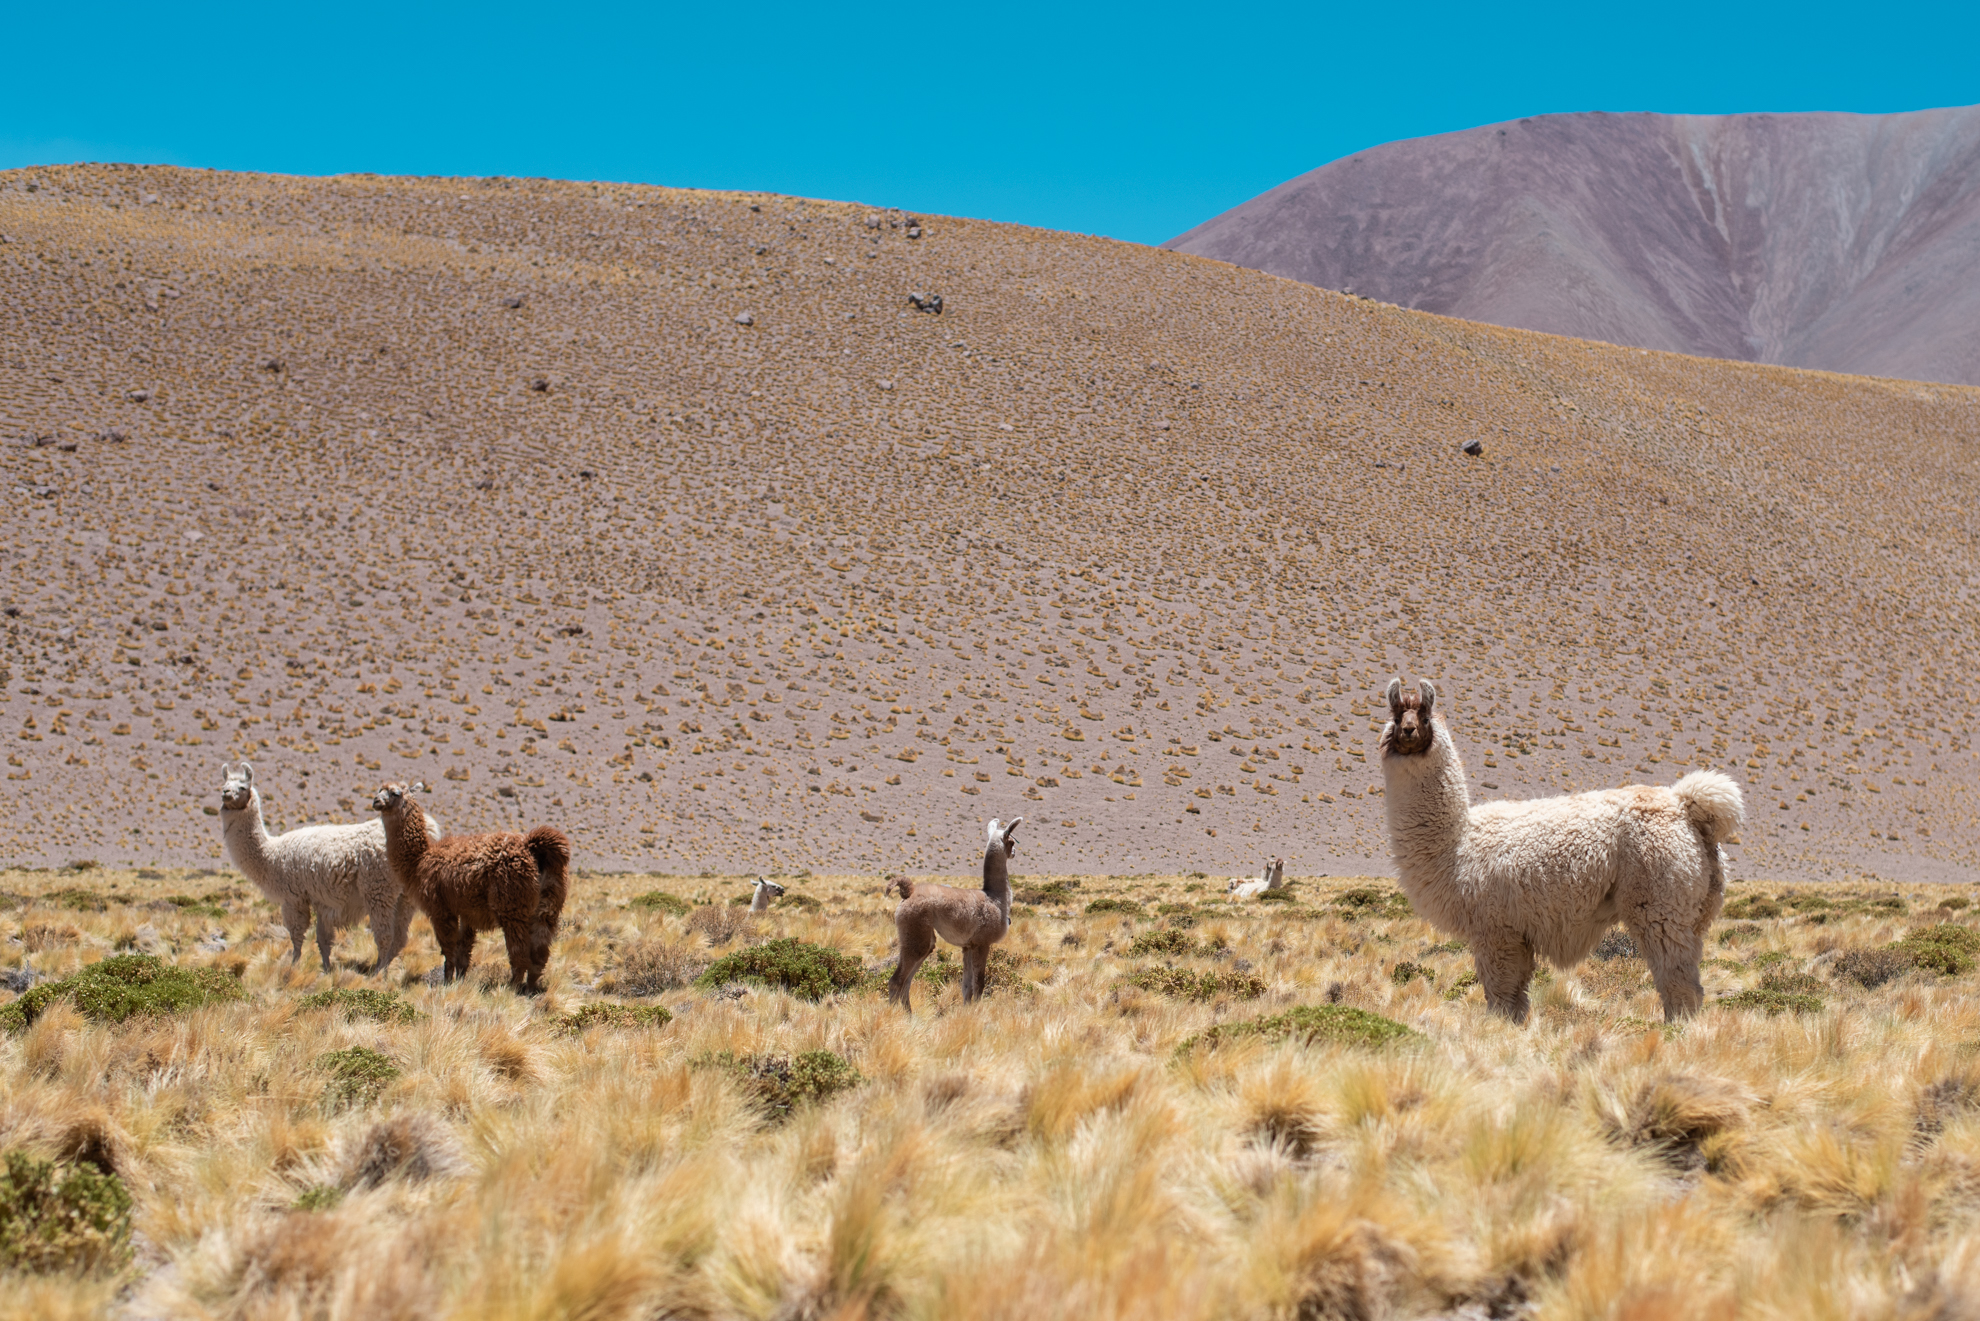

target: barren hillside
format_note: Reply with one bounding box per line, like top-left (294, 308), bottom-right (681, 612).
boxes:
top-left (1166, 107), bottom-right (1980, 387)
top-left (2, 164), bottom-right (1976, 882)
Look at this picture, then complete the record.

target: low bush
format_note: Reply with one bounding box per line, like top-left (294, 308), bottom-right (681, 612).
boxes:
top-left (695, 937), bottom-right (864, 1001)
top-left (1721, 895), bottom-right (1781, 920)
top-left (0, 954), bottom-right (243, 1032)
top-left (693, 1050), bottom-right (863, 1121)
top-left (687, 903), bottom-right (748, 944)
top-left (629, 890), bottom-right (690, 917)
top-left (558, 1003), bottom-right (673, 1033)
top-left (1720, 971), bottom-right (1825, 1016)
top-left (1084, 898), bottom-right (1145, 917)
top-left (1896, 924), bottom-right (1980, 976)
top-left (47, 888), bottom-right (106, 913)
top-left (1442, 970), bottom-right (1479, 1001)
top-left (1255, 889), bottom-right (1297, 905)
top-left (1123, 967), bottom-right (1265, 1001)
top-left (318, 1046), bottom-right (400, 1109)
top-left (163, 894), bottom-right (228, 920)
top-left (1832, 947), bottom-right (1915, 988)
top-left (604, 938), bottom-right (703, 995)
top-left (1182, 1004), bottom-right (1419, 1053)
top-left (778, 892), bottom-right (823, 911)
top-left (1331, 887), bottom-right (1412, 920)
top-left (1716, 923), bottom-right (1766, 946)
top-left (1390, 961), bottom-right (1434, 986)
top-left (1127, 929), bottom-right (1196, 958)
top-left (0, 1151), bottom-right (132, 1274)
top-left (297, 987), bottom-right (419, 1024)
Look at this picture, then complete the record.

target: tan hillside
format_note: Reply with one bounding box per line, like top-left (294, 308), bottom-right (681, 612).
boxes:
top-left (1, 163), bottom-right (1976, 882)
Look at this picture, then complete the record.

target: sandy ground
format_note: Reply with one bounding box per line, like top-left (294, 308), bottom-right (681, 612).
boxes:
top-left (0, 164), bottom-right (1976, 884)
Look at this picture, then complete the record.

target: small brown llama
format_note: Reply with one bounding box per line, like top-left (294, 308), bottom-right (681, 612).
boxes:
top-left (370, 781), bottom-right (571, 994)
top-left (885, 817), bottom-right (1021, 1012)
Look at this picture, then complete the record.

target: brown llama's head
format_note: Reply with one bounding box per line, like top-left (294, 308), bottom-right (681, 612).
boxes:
top-left (883, 875), bottom-right (914, 900)
top-left (219, 761), bottom-right (255, 812)
top-left (369, 780), bottom-right (428, 815)
top-left (1379, 678), bottom-right (1437, 758)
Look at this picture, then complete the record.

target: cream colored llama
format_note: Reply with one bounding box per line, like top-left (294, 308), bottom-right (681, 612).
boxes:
top-left (749, 877), bottom-right (787, 912)
top-left (884, 817), bottom-right (1022, 1012)
top-left (1377, 678), bottom-right (1742, 1023)
top-left (1229, 857), bottom-right (1285, 899)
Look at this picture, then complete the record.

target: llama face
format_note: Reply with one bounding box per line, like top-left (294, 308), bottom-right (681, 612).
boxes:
top-left (370, 782), bottom-right (408, 813)
top-left (1380, 677), bottom-right (1438, 758)
top-left (755, 878), bottom-right (787, 900)
top-left (219, 761), bottom-right (254, 811)
top-left (990, 816), bottom-right (1023, 859)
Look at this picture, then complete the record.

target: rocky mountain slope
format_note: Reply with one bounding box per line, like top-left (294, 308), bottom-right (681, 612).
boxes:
top-left (1166, 106), bottom-right (1980, 387)
top-left (2, 164), bottom-right (1977, 881)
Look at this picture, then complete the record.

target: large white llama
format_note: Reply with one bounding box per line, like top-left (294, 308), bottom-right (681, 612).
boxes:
top-left (219, 761), bottom-right (440, 976)
top-left (1377, 678), bottom-right (1743, 1023)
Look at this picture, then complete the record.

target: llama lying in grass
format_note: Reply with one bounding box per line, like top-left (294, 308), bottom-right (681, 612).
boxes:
top-left (370, 781), bottom-right (570, 993)
top-left (749, 877), bottom-right (787, 912)
top-left (1228, 857), bottom-right (1285, 899)
top-left (218, 761), bottom-right (440, 975)
top-left (885, 818), bottom-right (1021, 1012)
top-left (1378, 678), bottom-right (1742, 1023)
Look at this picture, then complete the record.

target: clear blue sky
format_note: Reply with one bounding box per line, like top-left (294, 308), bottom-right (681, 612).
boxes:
top-left (5, 2), bottom-right (1977, 246)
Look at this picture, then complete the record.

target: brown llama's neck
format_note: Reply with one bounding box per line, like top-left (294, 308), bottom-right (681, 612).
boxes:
top-left (982, 839), bottom-right (1012, 922)
top-left (383, 798), bottom-right (431, 884)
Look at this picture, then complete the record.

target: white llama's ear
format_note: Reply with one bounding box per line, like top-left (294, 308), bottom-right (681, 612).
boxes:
top-left (410, 780), bottom-right (428, 794)
top-left (1385, 678), bottom-right (1403, 713)
top-left (1417, 680), bottom-right (1437, 717)
top-left (239, 761), bottom-right (255, 786)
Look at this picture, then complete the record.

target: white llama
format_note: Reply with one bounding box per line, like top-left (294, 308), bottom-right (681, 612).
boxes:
top-left (1377, 678), bottom-right (1742, 1023)
top-left (1229, 857), bottom-right (1286, 899)
top-left (749, 877), bottom-right (787, 912)
top-left (219, 761), bottom-right (440, 976)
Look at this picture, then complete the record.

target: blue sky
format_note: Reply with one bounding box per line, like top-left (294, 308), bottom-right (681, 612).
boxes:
top-left (4, 2), bottom-right (1977, 246)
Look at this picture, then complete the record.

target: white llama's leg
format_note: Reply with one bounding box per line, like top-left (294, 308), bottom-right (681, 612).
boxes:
top-left (1627, 902), bottom-right (1706, 1021)
top-left (281, 899), bottom-right (311, 963)
top-left (314, 909), bottom-right (336, 970)
top-left (1473, 930), bottom-right (1536, 1024)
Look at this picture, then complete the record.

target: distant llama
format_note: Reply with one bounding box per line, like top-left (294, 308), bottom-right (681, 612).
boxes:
top-left (370, 782), bottom-right (571, 993)
top-left (218, 760), bottom-right (439, 976)
top-left (1378, 678), bottom-right (1742, 1023)
top-left (1229, 857), bottom-right (1285, 899)
top-left (749, 877), bottom-right (787, 912)
top-left (885, 817), bottom-right (1022, 1012)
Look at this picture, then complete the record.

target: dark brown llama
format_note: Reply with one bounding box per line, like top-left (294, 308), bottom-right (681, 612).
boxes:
top-left (885, 817), bottom-right (1021, 1012)
top-left (370, 781), bottom-right (571, 993)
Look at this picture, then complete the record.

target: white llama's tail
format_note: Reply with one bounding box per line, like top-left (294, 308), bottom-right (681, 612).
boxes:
top-left (1673, 771), bottom-right (1744, 845)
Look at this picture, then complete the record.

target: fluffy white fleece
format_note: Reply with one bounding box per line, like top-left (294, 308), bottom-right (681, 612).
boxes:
top-left (218, 761), bottom-right (440, 976)
top-left (1378, 679), bottom-right (1743, 1023)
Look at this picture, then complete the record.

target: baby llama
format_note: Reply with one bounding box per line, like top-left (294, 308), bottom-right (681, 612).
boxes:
top-left (370, 781), bottom-right (571, 993)
top-left (218, 760), bottom-right (439, 976)
top-left (1378, 678), bottom-right (1742, 1023)
top-left (885, 817), bottom-right (1022, 1012)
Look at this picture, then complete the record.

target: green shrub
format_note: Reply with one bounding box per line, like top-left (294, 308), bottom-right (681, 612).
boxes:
top-left (1722, 895), bottom-right (1781, 920)
top-left (1896, 924), bottom-right (1980, 976)
top-left (1442, 971), bottom-right (1479, 1002)
top-left (1748, 950), bottom-right (1792, 969)
top-left (695, 937), bottom-right (864, 1001)
top-left (1831, 947), bottom-right (1915, 988)
top-left (1127, 929), bottom-right (1196, 958)
top-left (778, 892), bottom-right (823, 912)
top-left (693, 1050), bottom-right (863, 1121)
top-left (1429, 940), bottom-right (1468, 954)
top-left (1331, 887), bottom-right (1412, 920)
top-left (558, 1002), bottom-right (673, 1033)
top-left (1720, 970), bottom-right (1825, 1016)
top-left (47, 888), bottom-right (106, 913)
top-left (1182, 1004), bottom-right (1419, 1053)
top-left (1015, 880), bottom-right (1075, 903)
top-left (163, 895), bottom-right (228, 920)
top-left (1123, 967), bottom-right (1265, 1001)
top-left (1716, 923), bottom-right (1766, 946)
top-left (1942, 897), bottom-right (1972, 912)
top-left (318, 1046), bottom-right (400, 1108)
top-left (297, 987), bottom-right (420, 1025)
top-left (1255, 889), bottom-right (1297, 905)
top-left (0, 955), bottom-right (243, 1032)
top-left (1784, 893), bottom-right (1834, 912)
top-left (292, 1185), bottom-right (343, 1212)
top-left (0, 1151), bottom-right (132, 1274)
top-left (629, 890), bottom-right (691, 916)
top-left (1390, 961), bottom-right (1434, 986)
top-left (1084, 898), bottom-right (1145, 917)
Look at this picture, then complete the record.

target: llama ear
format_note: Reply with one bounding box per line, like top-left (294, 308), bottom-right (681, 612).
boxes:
top-left (240, 761), bottom-right (255, 786)
top-left (410, 780), bottom-right (428, 795)
top-left (1385, 678), bottom-right (1403, 713)
top-left (1417, 680), bottom-right (1436, 718)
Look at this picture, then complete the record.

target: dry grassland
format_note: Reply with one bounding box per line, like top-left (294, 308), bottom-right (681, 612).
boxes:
top-left (0, 165), bottom-right (1976, 882)
top-left (2, 865), bottom-right (1980, 1316)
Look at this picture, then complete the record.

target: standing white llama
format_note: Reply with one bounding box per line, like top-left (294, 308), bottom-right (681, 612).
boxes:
top-left (219, 761), bottom-right (439, 976)
top-left (1377, 678), bottom-right (1742, 1023)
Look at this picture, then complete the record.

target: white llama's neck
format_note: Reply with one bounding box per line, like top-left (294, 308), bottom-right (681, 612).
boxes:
top-left (221, 790), bottom-right (276, 888)
top-left (1382, 722), bottom-right (1472, 884)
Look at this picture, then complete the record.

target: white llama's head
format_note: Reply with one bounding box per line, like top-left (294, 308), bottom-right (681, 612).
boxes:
top-left (369, 780), bottom-right (429, 815)
top-left (987, 817), bottom-right (1023, 859)
top-left (753, 877), bottom-right (787, 900)
top-left (219, 760), bottom-right (255, 811)
top-left (1379, 677), bottom-right (1438, 759)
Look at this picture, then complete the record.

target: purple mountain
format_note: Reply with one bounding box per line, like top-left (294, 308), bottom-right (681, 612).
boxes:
top-left (1164, 107), bottom-right (1980, 387)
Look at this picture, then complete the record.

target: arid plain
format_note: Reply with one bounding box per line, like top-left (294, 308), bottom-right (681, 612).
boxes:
top-left (5, 166), bottom-right (1980, 1319)
top-left (2, 164), bottom-right (1977, 886)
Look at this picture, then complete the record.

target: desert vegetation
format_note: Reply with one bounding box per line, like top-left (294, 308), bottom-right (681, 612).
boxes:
top-left (0, 864), bottom-right (1978, 1314)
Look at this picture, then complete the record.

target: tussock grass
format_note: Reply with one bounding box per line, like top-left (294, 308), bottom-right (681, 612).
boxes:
top-left (6, 866), bottom-right (1980, 1315)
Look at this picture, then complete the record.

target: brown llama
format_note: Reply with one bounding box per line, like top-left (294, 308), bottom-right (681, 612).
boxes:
top-left (370, 781), bottom-right (571, 994)
top-left (885, 817), bottom-right (1021, 1012)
